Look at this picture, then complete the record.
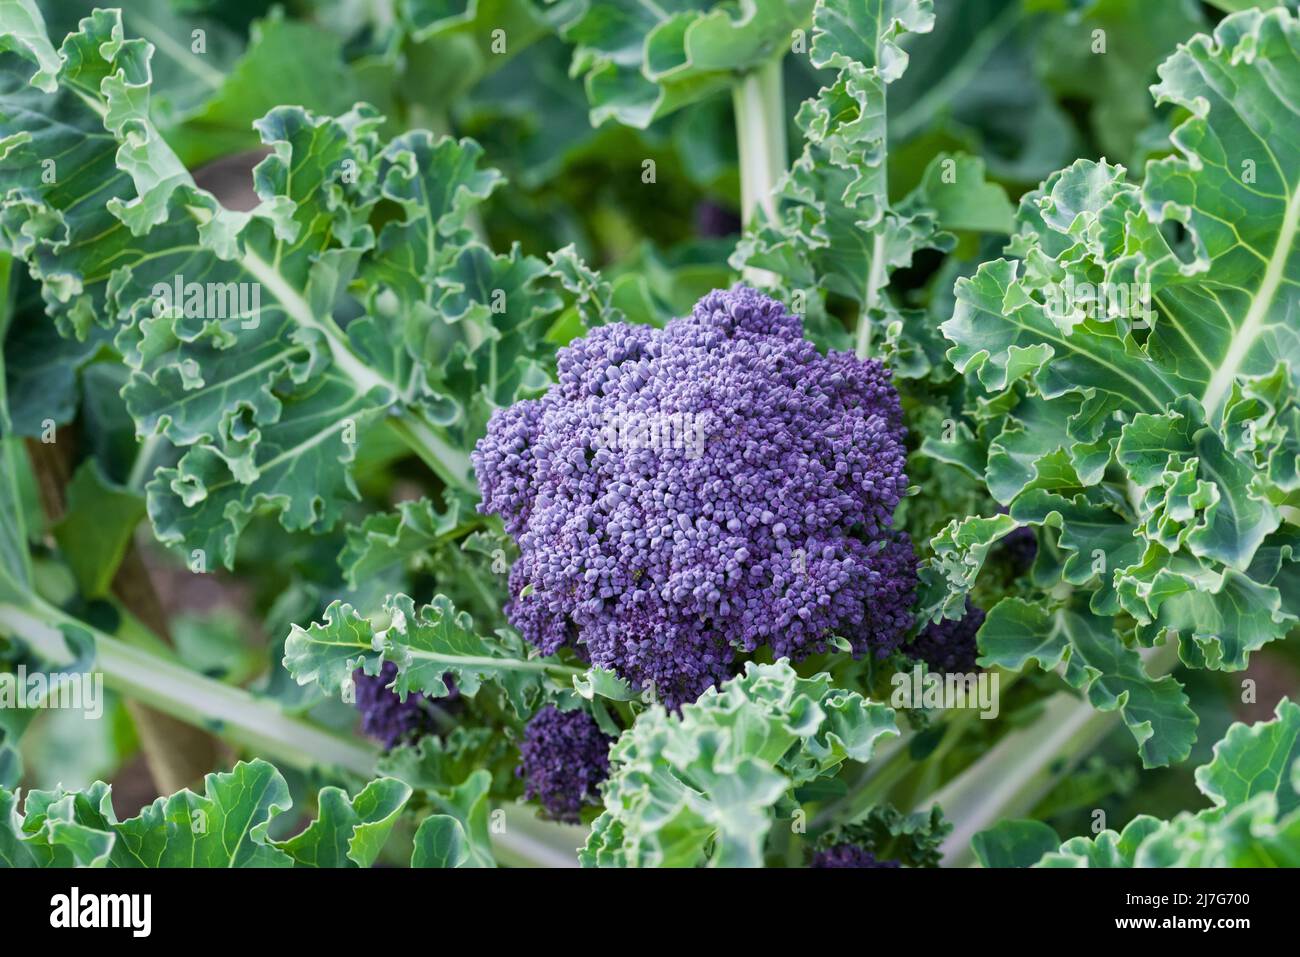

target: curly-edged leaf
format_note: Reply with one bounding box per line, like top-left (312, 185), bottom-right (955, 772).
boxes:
top-left (378, 726), bottom-right (516, 795)
top-left (978, 598), bottom-right (1197, 768)
top-left (931, 9), bottom-right (1300, 721)
top-left (809, 0), bottom-right (935, 74)
top-left (917, 511), bottom-right (1018, 621)
top-left (550, 0), bottom-right (815, 128)
top-left (0, 787), bottom-right (36, 866)
top-left (1196, 697), bottom-right (1300, 817)
top-left (0, 0), bottom-right (59, 93)
top-left (731, 2), bottom-right (952, 364)
top-left (547, 244), bottom-right (626, 328)
top-left (3, 780), bottom-right (117, 867)
top-left (818, 803), bottom-right (950, 868)
top-left (274, 776), bottom-right (412, 868)
top-left (338, 496), bottom-right (474, 587)
top-left (1031, 698), bottom-right (1300, 867)
top-left (355, 135), bottom-right (559, 441)
top-left (0, 760), bottom-right (420, 868)
top-left (281, 599), bottom-right (380, 699)
top-left (582, 660), bottom-right (897, 867)
top-left (284, 592), bottom-right (576, 715)
top-left (112, 759), bottom-right (293, 867)
top-left (1, 8), bottom-right (563, 565)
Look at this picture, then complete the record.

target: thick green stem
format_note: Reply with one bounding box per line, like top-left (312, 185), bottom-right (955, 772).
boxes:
top-left (924, 639), bottom-right (1183, 866)
top-left (732, 57), bottom-right (787, 228)
top-left (0, 598), bottom-right (379, 776)
top-left (387, 414), bottom-right (475, 493)
top-left (856, 233), bottom-right (886, 359)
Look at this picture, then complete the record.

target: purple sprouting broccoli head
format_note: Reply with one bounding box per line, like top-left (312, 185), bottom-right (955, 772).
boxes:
top-left (517, 705), bottom-right (613, 823)
top-left (474, 285), bottom-right (917, 707)
top-left (908, 599), bottom-right (986, 674)
top-left (353, 661), bottom-right (455, 749)
top-left (812, 844), bottom-right (901, 868)
top-left (1000, 524), bottom-right (1038, 574)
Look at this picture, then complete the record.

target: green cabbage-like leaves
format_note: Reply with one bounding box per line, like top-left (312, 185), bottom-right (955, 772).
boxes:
top-left (978, 598), bottom-right (1197, 768)
top-left (283, 592), bottom-right (577, 716)
top-left (0, 759), bottom-right (412, 867)
top-left (0, 4), bottom-right (561, 567)
top-left (933, 8), bottom-right (1300, 763)
top-left (730, 0), bottom-right (978, 368)
top-left (550, 0), bottom-right (815, 128)
top-left (580, 660), bottom-right (897, 867)
top-left (1031, 698), bottom-right (1300, 867)
top-left (338, 495), bottom-right (477, 587)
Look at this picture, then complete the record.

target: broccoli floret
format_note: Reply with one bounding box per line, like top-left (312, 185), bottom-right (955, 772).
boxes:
top-left (909, 600), bottom-right (986, 674)
top-left (474, 286), bottom-right (917, 707)
top-left (999, 524), bottom-right (1038, 574)
top-left (812, 844), bottom-right (901, 868)
top-left (517, 705), bottom-right (613, 823)
top-left (353, 661), bottom-right (453, 749)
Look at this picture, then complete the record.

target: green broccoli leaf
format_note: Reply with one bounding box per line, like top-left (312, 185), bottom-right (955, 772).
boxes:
top-left (0, 4), bottom-right (564, 568)
top-left (1019, 698), bottom-right (1300, 867)
top-left (582, 660), bottom-right (897, 867)
top-left (551, 0), bottom-right (815, 129)
top-left (929, 7), bottom-right (1300, 767)
top-left (283, 592), bottom-right (581, 716)
top-left (0, 758), bottom-right (424, 867)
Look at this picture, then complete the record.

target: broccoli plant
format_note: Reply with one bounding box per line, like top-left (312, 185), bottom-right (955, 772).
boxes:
top-left (0, 0), bottom-right (1298, 876)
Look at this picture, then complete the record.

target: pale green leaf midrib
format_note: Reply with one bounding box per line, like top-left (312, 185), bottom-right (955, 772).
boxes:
top-left (1200, 182), bottom-right (1300, 417)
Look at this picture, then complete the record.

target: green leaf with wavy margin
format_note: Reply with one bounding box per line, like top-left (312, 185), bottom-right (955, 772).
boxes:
top-left (581, 660), bottom-right (897, 867)
top-left (731, 0), bottom-right (963, 367)
top-left (1026, 698), bottom-right (1300, 866)
top-left (931, 11), bottom-right (1300, 761)
top-left (0, 758), bottom-right (422, 867)
top-left (550, 0), bottom-right (814, 128)
top-left (283, 592), bottom-right (580, 716)
top-left (0, 4), bottom-right (562, 567)
top-left (978, 597), bottom-right (1197, 767)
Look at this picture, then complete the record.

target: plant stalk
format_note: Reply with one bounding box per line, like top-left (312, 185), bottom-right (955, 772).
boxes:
top-left (925, 639), bottom-right (1183, 866)
top-left (0, 597), bottom-right (379, 776)
top-left (732, 57), bottom-right (787, 227)
top-left (732, 58), bottom-right (787, 289)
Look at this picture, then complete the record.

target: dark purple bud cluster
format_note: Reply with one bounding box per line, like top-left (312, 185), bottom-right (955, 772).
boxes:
top-left (909, 600), bottom-right (986, 673)
top-left (352, 661), bottom-right (441, 749)
top-left (474, 286), bottom-right (917, 707)
top-left (812, 844), bottom-right (901, 868)
top-left (999, 524), bottom-right (1038, 574)
top-left (517, 705), bottom-right (613, 823)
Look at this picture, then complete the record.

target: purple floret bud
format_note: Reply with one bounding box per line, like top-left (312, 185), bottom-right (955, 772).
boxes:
top-left (473, 286), bottom-right (918, 707)
top-left (353, 660), bottom-right (452, 749)
top-left (812, 844), bottom-right (901, 868)
top-left (517, 705), bottom-right (613, 823)
top-left (908, 599), bottom-right (986, 674)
